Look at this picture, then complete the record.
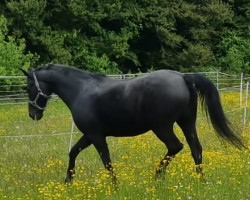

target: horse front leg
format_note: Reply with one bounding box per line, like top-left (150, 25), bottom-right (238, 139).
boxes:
top-left (92, 137), bottom-right (117, 185)
top-left (65, 135), bottom-right (91, 183)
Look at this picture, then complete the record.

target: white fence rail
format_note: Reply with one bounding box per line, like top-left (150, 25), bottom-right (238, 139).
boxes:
top-left (1, 71), bottom-right (249, 105)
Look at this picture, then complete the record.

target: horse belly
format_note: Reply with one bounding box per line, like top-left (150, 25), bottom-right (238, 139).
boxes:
top-left (101, 111), bottom-right (150, 136)
top-left (140, 90), bottom-right (190, 127)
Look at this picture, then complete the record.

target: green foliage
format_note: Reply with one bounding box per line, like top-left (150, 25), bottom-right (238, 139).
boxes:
top-left (0, 0), bottom-right (249, 74)
top-left (78, 51), bottom-right (120, 74)
top-left (217, 32), bottom-right (250, 73)
top-left (179, 44), bottom-right (215, 72)
top-left (6, 0), bottom-right (71, 64)
top-left (0, 15), bottom-right (37, 76)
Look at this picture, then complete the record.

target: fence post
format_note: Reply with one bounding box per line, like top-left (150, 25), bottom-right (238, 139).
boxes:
top-left (68, 121), bottom-right (75, 153)
top-left (216, 70), bottom-right (219, 89)
top-left (243, 81), bottom-right (249, 128)
top-left (240, 73), bottom-right (243, 107)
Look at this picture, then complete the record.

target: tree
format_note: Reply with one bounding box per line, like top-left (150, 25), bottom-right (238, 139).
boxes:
top-left (171, 0), bottom-right (235, 71)
top-left (0, 15), bottom-right (36, 76)
top-left (217, 32), bottom-right (250, 73)
top-left (1, 0), bottom-right (249, 73)
top-left (4, 0), bottom-right (122, 73)
top-left (5, 0), bottom-right (72, 64)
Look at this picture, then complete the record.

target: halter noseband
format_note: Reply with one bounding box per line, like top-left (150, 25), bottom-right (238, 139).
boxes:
top-left (29, 72), bottom-right (50, 111)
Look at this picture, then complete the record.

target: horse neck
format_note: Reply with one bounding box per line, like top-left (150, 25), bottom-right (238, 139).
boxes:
top-left (40, 70), bottom-right (86, 109)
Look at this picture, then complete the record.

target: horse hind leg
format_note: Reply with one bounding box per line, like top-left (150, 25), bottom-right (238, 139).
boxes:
top-left (177, 118), bottom-right (203, 175)
top-left (154, 125), bottom-right (184, 177)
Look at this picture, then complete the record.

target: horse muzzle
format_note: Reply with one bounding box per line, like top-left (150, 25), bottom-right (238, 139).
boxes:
top-left (29, 111), bottom-right (43, 121)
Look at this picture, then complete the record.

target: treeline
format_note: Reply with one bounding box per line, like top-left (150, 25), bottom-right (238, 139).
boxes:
top-left (0, 0), bottom-right (250, 75)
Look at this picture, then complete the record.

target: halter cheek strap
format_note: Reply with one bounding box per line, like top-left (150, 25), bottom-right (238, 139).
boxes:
top-left (29, 73), bottom-right (51, 111)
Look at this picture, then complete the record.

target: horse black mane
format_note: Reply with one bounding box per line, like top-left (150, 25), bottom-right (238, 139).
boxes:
top-left (33, 64), bottom-right (107, 81)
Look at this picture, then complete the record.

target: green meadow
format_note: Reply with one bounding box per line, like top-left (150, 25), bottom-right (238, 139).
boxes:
top-left (0, 92), bottom-right (249, 200)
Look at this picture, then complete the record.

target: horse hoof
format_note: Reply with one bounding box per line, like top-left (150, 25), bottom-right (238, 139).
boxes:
top-left (155, 170), bottom-right (166, 180)
top-left (64, 176), bottom-right (73, 184)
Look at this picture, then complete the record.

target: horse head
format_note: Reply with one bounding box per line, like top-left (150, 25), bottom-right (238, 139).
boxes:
top-left (20, 68), bottom-right (51, 120)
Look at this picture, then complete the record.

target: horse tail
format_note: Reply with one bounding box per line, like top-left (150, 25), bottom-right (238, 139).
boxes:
top-left (183, 73), bottom-right (247, 150)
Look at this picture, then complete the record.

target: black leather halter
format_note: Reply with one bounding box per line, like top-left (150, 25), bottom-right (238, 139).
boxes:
top-left (29, 72), bottom-right (50, 110)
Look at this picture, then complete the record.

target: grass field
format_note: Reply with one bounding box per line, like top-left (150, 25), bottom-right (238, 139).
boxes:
top-left (0, 92), bottom-right (249, 200)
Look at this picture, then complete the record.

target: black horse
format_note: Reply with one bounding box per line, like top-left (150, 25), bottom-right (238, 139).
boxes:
top-left (21, 64), bottom-right (246, 183)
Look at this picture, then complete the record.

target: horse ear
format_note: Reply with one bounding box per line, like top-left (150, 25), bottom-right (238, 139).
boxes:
top-left (19, 68), bottom-right (31, 78)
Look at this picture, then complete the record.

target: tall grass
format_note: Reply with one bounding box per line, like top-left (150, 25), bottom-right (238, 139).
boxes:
top-left (0, 93), bottom-right (249, 200)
